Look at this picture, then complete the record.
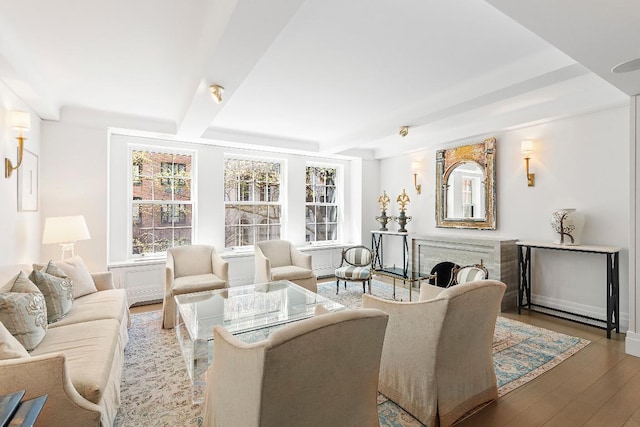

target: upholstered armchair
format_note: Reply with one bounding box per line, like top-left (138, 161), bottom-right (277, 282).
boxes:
top-left (203, 308), bottom-right (389, 427)
top-left (452, 262), bottom-right (489, 286)
top-left (162, 245), bottom-right (229, 329)
top-left (335, 245), bottom-right (373, 294)
top-left (254, 240), bottom-right (317, 293)
top-left (362, 280), bottom-right (506, 427)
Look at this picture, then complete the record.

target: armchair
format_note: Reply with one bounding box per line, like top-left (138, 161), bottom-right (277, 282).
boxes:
top-left (203, 308), bottom-right (389, 427)
top-left (162, 245), bottom-right (229, 329)
top-left (254, 240), bottom-right (317, 293)
top-left (362, 280), bottom-right (506, 427)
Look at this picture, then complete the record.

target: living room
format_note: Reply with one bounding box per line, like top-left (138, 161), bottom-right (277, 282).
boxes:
top-left (1, 0), bottom-right (640, 425)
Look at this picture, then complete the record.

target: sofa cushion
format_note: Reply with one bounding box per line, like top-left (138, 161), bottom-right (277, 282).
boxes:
top-left (0, 272), bottom-right (48, 351)
top-left (30, 318), bottom-right (121, 405)
top-left (0, 321), bottom-right (30, 359)
top-left (29, 269), bottom-right (74, 324)
top-left (335, 266), bottom-right (371, 280)
top-left (271, 266), bottom-right (314, 281)
top-left (48, 289), bottom-right (129, 329)
top-left (173, 274), bottom-right (226, 295)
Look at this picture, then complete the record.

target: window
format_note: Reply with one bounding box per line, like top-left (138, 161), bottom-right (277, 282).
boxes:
top-left (131, 149), bottom-right (193, 255)
top-left (224, 158), bottom-right (281, 248)
top-left (306, 166), bottom-right (338, 242)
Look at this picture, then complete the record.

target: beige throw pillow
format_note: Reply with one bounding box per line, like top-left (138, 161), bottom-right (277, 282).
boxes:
top-left (34, 257), bottom-right (97, 298)
top-left (29, 269), bottom-right (73, 323)
top-left (0, 321), bottom-right (29, 359)
top-left (55, 256), bottom-right (97, 298)
top-left (0, 272), bottom-right (48, 351)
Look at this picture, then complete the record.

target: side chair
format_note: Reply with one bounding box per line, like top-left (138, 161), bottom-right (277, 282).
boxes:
top-left (335, 245), bottom-right (374, 294)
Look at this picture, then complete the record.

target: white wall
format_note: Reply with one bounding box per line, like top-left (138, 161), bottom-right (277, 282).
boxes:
top-left (0, 80), bottom-right (41, 266)
top-left (375, 106), bottom-right (631, 329)
top-left (628, 96), bottom-right (639, 357)
top-left (39, 122), bottom-right (108, 272)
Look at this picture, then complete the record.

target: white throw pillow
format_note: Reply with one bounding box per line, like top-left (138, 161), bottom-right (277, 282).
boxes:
top-left (0, 321), bottom-right (29, 359)
top-left (55, 256), bottom-right (97, 298)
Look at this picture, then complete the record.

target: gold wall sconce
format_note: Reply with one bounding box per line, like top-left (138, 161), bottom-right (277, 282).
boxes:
top-left (5, 110), bottom-right (31, 178)
top-left (411, 161), bottom-right (422, 194)
top-left (209, 84), bottom-right (225, 104)
top-left (521, 139), bottom-right (535, 187)
top-left (399, 126), bottom-right (409, 137)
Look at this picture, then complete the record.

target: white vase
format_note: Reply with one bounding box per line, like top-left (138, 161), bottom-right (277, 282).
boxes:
top-left (550, 208), bottom-right (585, 245)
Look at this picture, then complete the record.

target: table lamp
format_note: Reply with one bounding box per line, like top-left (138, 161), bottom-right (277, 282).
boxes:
top-left (42, 215), bottom-right (91, 260)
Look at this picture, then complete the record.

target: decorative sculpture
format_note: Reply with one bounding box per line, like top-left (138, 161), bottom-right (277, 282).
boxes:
top-left (393, 189), bottom-right (412, 232)
top-left (376, 191), bottom-right (391, 231)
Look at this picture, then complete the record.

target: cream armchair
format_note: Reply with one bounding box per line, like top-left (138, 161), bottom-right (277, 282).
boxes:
top-left (362, 280), bottom-right (506, 427)
top-left (162, 245), bottom-right (229, 329)
top-left (203, 308), bottom-right (389, 427)
top-left (254, 240), bottom-right (317, 293)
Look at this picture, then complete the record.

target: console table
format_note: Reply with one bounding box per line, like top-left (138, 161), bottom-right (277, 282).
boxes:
top-left (517, 241), bottom-right (620, 338)
top-left (371, 230), bottom-right (409, 275)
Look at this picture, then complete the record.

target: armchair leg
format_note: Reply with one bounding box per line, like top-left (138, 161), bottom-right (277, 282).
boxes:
top-left (336, 279), bottom-right (340, 294)
top-left (362, 282), bottom-right (365, 293)
top-left (368, 279), bottom-right (371, 294)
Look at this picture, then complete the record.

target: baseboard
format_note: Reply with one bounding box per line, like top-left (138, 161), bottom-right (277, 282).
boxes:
top-left (531, 294), bottom-right (629, 331)
top-left (626, 331), bottom-right (640, 357)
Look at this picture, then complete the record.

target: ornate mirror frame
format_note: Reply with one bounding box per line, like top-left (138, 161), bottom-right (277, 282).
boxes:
top-left (435, 137), bottom-right (496, 229)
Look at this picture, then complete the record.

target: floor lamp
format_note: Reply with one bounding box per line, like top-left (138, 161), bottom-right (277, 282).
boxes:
top-left (42, 215), bottom-right (91, 260)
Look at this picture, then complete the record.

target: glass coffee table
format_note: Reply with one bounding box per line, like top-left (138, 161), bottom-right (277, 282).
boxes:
top-left (174, 280), bottom-right (344, 401)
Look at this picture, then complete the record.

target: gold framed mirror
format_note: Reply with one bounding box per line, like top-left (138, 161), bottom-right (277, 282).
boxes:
top-left (435, 137), bottom-right (496, 229)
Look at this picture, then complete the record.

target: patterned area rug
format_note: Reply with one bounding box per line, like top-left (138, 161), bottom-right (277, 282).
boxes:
top-left (114, 280), bottom-right (589, 426)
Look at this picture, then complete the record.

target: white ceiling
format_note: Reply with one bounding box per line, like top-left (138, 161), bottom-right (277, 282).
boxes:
top-left (0, 0), bottom-right (636, 158)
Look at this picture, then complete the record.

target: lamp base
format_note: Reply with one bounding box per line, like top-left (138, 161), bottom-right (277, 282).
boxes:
top-left (59, 243), bottom-right (76, 261)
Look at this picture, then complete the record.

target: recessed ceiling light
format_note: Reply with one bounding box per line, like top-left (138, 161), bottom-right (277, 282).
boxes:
top-left (611, 58), bottom-right (640, 73)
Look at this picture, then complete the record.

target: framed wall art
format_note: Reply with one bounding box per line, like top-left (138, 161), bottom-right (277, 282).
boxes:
top-left (17, 149), bottom-right (38, 212)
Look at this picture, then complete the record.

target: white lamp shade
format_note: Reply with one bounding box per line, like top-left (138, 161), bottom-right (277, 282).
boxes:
top-left (42, 216), bottom-right (91, 244)
top-left (411, 161), bottom-right (422, 173)
top-left (10, 110), bottom-right (31, 131)
top-left (521, 139), bottom-right (534, 158)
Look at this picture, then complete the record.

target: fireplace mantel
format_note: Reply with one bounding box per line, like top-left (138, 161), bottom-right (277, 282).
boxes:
top-left (411, 234), bottom-right (518, 310)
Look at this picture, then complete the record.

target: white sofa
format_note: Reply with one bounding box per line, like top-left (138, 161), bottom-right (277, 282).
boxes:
top-left (0, 263), bottom-right (129, 427)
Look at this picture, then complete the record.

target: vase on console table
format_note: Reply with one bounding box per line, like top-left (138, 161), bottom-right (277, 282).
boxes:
top-left (550, 208), bottom-right (585, 245)
top-left (394, 211), bottom-right (412, 233)
top-left (376, 210), bottom-right (390, 231)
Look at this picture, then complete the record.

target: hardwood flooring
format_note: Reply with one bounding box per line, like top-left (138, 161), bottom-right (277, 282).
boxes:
top-left (128, 279), bottom-right (639, 426)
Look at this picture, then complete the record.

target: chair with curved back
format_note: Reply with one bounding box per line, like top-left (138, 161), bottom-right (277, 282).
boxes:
top-left (203, 308), bottom-right (389, 427)
top-left (428, 261), bottom-right (460, 288)
top-left (162, 244), bottom-right (229, 329)
top-left (452, 262), bottom-right (489, 286)
top-left (362, 280), bottom-right (507, 427)
top-left (335, 245), bottom-right (374, 294)
top-left (254, 240), bottom-right (317, 293)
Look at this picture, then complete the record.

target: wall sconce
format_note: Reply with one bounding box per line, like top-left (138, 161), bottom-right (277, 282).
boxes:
top-left (399, 126), bottom-right (409, 137)
top-left (209, 84), bottom-right (225, 104)
top-left (5, 110), bottom-right (31, 178)
top-left (42, 215), bottom-right (91, 260)
top-left (521, 139), bottom-right (535, 187)
top-left (411, 161), bottom-right (422, 194)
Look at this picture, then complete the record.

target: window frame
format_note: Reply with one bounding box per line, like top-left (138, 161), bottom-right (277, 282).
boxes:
top-left (223, 155), bottom-right (285, 249)
top-left (127, 145), bottom-right (196, 258)
top-left (305, 162), bottom-right (342, 244)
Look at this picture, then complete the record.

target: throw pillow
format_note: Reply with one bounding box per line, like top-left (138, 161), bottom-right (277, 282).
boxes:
top-left (54, 256), bottom-right (97, 298)
top-left (29, 269), bottom-right (73, 324)
top-left (0, 272), bottom-right (47, 351)
top-left (0, 321), bottom-right (29, 360)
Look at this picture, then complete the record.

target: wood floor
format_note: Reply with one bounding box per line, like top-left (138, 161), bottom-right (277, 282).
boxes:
top-left (458, 310), bottom-right (639, 427)
top-left (130, 281), bottom-right (640, 427)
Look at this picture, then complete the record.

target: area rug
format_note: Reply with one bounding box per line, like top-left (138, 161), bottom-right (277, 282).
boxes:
top-left (114, 281), bottom-right (589, 426)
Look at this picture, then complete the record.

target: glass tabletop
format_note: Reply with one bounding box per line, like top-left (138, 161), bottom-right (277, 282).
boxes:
top-left (175, 280), bottom-right (345, 342)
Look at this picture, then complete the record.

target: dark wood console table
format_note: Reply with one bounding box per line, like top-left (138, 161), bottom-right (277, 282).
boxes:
top-left (517, 241), bottom-right (620, 338)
